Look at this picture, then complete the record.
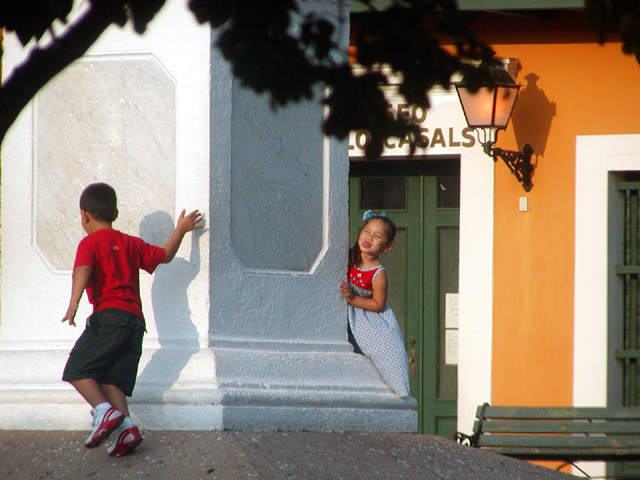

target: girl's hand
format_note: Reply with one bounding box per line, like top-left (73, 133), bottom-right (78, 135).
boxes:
top-left (342, 270), bottom-right (388, 312)
top-left (340, 281), bottom-right (355, 303)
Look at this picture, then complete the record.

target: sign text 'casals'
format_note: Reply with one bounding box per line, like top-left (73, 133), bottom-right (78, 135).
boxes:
top-left (348, 102), bottom-right (476, 156)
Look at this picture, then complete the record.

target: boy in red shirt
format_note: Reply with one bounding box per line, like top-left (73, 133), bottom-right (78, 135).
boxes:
top-left (61, 183), bottom-right (203, 457)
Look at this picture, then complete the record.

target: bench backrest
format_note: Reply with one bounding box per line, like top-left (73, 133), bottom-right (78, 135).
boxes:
top-left (473, 404), bottom-right (640, 461)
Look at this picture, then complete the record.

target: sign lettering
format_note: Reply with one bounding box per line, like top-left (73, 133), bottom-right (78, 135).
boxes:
top-left (349, 127), bottom-right (476, 152)
top-left (348, 100), bottom-right (476, 154)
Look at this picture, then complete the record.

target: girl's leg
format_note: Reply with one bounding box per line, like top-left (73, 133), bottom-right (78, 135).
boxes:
top-left (347, 321), bottom-right (364, 355)
top-left (100, 383), bottom-right (130, 417)
top-left (69, 378), bottom-right (109, 408)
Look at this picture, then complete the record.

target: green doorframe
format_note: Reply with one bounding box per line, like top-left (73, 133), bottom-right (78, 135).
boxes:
top-left (614, 179), bottom-right (640, 478)
top-left (617, 181), bottom-right (640, 406)
top-left (616, 180), bottom-right (640, 407)
top-left (349, 157), bottom-right (460, 435)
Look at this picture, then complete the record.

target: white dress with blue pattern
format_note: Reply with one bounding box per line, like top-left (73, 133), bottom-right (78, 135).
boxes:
top-left (347, 264), bottom-right (410, 397)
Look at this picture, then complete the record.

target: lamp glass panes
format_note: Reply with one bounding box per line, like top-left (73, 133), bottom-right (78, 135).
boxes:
top-left (456, 84), bottom-right (520, 131)
top-left (455, 59), bottom-right (521, 140)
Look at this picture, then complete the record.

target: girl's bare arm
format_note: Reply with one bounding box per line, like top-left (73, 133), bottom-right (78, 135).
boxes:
top-left (340, 270), bottom-right (388, 312)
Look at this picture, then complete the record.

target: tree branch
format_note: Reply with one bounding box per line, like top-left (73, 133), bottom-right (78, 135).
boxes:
top-left (0, 1), bottom-right (127, 144)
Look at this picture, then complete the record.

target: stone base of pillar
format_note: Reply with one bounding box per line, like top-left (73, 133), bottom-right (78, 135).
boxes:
top-left (0, 342), bottom-right (417, 432)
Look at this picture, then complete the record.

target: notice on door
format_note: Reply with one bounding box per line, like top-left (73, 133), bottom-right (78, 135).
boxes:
top-left (445, 293), bottom-right (459, 329)
top-left (445, 293), bottom-right (459, 365)
top-left (445, 330), bottom-right (459, 366)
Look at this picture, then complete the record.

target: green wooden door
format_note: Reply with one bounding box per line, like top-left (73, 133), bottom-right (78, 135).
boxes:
top-left (349, 160), bottom-right (460, 436)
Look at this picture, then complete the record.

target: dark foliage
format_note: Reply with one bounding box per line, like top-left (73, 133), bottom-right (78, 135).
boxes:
top-left (189, 0), bottom-right (492, 157)
top-left (0, 0), bottom-right (492, 152)
top-left (0, 0), bottom-right (73, 46)
top-left (584, 0), bottom-right (640, 64)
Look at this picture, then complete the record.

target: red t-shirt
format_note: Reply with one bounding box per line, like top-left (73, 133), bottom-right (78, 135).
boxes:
top-left (73, 228), bottom-right (165, 318)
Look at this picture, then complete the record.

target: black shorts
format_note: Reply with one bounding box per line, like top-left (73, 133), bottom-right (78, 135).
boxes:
top-left (62, 308), bottom-right (145, 397)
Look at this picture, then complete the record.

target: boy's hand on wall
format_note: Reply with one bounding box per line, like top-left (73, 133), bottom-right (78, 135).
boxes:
top-left (177, 209), bottom-right (204, 234)
top-left (163, 209), bottom-right (205, 263)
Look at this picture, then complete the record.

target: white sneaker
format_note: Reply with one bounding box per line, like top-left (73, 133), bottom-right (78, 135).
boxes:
top-left (107, 425), bottom-right (143, 457)
top-left (84, 406), bottom-right (124, 449)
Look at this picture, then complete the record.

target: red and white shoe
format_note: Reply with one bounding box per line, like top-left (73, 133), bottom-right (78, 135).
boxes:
top-left (107, 425), bottom-right (143, 457)
top-left (84, 406), bottom-right (124, 449)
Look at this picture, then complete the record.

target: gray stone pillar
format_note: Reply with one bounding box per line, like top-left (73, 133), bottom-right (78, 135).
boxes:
top-left (206, 0), bottom-right (416, 431)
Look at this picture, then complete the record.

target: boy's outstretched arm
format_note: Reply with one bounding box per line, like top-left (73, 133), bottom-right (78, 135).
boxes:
top-left (61, 265), bottom-right (92, 326)
top-left (163, 209), bottom-right (204, 263)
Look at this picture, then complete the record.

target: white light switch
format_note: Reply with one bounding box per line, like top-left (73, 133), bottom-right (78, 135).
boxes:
top-left (519, 196), bottom-right (528, 212)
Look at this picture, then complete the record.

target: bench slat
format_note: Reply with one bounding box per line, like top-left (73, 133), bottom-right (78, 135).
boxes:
top-left (476, 406), bottom-right (640, 420)
top-left (477, 434), bottom-right (640, 449)
top-left (484, 447), bottom-right (640, 462)
top-left (477, 419), bottom-right (640, 435)
top-left (464, 404), bottom-right (640, 462)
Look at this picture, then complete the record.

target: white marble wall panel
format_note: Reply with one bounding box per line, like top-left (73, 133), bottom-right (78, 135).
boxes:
top-left (34, 57), bottom-right (176, 272)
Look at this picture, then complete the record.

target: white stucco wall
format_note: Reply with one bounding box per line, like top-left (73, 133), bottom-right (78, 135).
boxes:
top-left (205, 1), bottom-right (417, 432)
top-left (1, 0), bottom-right (212, 428)
top-left (2, 0), bottom-right (211, 341)
top-left (574, 134), bottom-right (640, 477)
top-left (574, 134), bottom-right (640, 406)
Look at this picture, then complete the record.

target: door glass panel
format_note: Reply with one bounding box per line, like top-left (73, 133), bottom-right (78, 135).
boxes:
top-left (438, 226), bottom-right (459, 400)
top-left (384, 227), bottom-right (407, 336)
top-left (437, 175), bottom-right (460, 209)
top-left (360, 177), bottom-right (407, 210)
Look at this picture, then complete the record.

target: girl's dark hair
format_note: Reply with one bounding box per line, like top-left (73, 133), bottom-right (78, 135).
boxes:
top-left (348, 215), bottom-right (397, 269)
top-left (79, 183), bottom-right (118, 222)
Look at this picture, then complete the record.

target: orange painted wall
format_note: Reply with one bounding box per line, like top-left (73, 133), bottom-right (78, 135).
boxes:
top-left (484, 26), bottom-right (640, 406)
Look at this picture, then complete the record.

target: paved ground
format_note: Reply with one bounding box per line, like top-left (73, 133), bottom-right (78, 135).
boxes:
top-left (0, 430), bottom-right (580, 480)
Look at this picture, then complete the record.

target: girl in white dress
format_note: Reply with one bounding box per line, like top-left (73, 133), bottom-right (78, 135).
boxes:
top-left (339, 211), bottom-right (410, 397)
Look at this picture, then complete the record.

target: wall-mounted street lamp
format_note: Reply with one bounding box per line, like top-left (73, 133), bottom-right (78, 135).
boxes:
top-left (455, 59), bottom-right (534, 192)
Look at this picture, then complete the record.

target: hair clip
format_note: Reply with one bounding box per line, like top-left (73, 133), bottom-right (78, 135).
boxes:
top-left (362, 210), bottom-right (386, 221)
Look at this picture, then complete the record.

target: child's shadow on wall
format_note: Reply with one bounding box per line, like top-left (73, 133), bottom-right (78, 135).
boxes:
top-left (136, 211), bottom-right (203, 403)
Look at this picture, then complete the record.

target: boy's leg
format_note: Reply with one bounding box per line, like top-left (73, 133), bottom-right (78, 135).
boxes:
top-left (63, 310), bottom-right (140, 449)
top-left (100, 383), bottom-right (130, 417)
top-left (101, 383), bottom-right (143, 457)
top-left (93, 310), bottom-right (145, 457)
top-left (69, 378), bottom-right (109, 407)
top-left (69, 379), bottom-right (124, 449)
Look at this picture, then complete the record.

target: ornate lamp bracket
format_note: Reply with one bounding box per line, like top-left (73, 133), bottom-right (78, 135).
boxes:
top-left (483, 142), bottom-right (534, 193)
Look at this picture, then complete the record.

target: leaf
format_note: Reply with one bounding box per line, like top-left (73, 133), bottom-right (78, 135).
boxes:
top-left (301, 15), bottom-right (336, 60)
top-left (127, 0), bottom-right (166, 34)
top-left (0, 0), bottom-right (73, 45)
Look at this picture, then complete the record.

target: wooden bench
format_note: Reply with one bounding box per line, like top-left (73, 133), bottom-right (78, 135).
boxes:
top-left (455, 403), bottom-right (640, 472)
